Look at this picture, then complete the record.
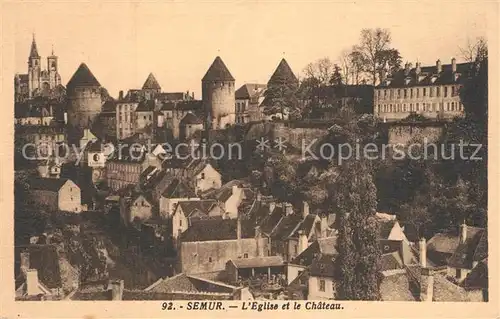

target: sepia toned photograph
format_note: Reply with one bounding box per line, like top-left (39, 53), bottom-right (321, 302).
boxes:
top-left (5, 0), bottom-right (494, 309)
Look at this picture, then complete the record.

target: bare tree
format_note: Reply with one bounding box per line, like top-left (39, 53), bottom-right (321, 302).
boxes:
top-left (303, 57), bottom-right (336, 85)
top-left (459, 37), bottom-right (488, 62)
top-left (338, 49), bottom-right (352, 85)
top-left (356, 28), bottom-right (392, 85)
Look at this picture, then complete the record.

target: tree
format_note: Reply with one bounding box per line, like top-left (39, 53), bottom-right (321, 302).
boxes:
top-left (459, 37), bottom-right (488, 63)
top-left (375, 48), bottom-right (402, 77)
top-left (303, 57), bottom-right (336, 86)
top-left (335, 160), bottom-right (381, 300)
top-left (355, 28), bottom-right (401, 85)
top-left (263, 81), bottom-right (301, 120)
top-left (330, 64), bottom-right (343, 86)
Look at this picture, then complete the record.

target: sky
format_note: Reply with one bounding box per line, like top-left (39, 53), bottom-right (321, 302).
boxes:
top-left (4, 0), bottom-right (495, 98)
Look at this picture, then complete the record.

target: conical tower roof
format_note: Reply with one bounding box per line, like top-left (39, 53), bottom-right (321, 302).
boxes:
top-left (142, 72), bottom-right (161, 90)
top-left (202, 56), bottom-right (235, 82)
top-left (268, 58), bottom-right (298, 86)
top-left (67, 63), bottom-right (101, 88)
top-left (29, 35), bottom-right (40, 58)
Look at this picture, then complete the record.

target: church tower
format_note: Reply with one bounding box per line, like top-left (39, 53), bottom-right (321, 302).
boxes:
top-left (28, 34), bottom-right (41, 97)
top-left (47, 46), bottom-right (61, 89)
top-left (202, 56), bottom-right (236, 129)
top-left (66, 63), bottom-right (102, 143)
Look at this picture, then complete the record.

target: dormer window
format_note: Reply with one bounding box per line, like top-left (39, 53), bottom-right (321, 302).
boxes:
top-left (430, 76), bottom-right (437, 83)
top-left (404, 78), bottom-right (411, 85)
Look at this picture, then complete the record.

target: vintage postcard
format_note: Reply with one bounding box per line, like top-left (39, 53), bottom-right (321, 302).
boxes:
top-left (0, 0), bottom-right (498, 318)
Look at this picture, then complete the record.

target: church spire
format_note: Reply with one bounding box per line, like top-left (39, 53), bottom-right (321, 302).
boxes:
top-left (29, 33), bottom-right (40, 58)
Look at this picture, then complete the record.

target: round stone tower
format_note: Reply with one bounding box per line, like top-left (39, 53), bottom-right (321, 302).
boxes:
top-left (202, 56), bottom-right (236, 129)
top-left (66, 63), bottom-right (102, 143)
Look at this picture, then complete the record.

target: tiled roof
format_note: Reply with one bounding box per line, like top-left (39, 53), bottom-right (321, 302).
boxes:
top-left (229, 256), bottom-right (284, 269)
top-left (180, 218), bottom-right (254, 242)
top-left (67, 63), bottom-right (101, 88)
top-left (202, 56), bottom-right (235, 82)
top-left (433, 274), bottom-right (468, 301)
top-left (290, 236), bottom-right (338, 267)
top-left (268, 58), bottom-right (298, 86)
top-left (146, 273), bottom-right (198, 293)
top-left (135, 100), bottom-right (155, 112)
top-left (259, 206), bottom-right (285, 235)
top-left (142, 73), bottom-right (161, 90)
top-left (378, 61), bottom-right (473, 88)
top-left (380, 271), bottom-right (416, 301)
top-left (289, 214), bottom-right (320, 239)
top-left (161, 100), bottom-right (203, 111)
top-left (380, 251), bottom-right (404, 271)
top-left (271, 213), bottom-right (303, 241)
top-left (158, 92), bottom-right (186, 102)
top-left (180, 112), bottom-right (203, 125)
top-left (463, 258), bottom-right (488, 290)
top-left (309, 254), bottom-right (336, 277)
top-left (161, 179), bottom-right (196, 198)
top-left (101, 100), bottom-right (116, 112)
top-left (29, 177), bottom-right (71, 192)
top-left (177, 199), bottom-right (218, 218)
top-left (448, 227), bottom-right (487, 269)
top-left (108, 145), bottom-right (147, 163)
top-left (235, 84), bottom-right (266, 99)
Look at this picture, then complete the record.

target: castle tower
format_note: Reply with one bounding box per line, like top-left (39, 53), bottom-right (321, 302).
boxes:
top-left (66, 63), bottom-right (102, 143)
top-left (202, 56), bottom-right (235, 129)
top-left (28, 34), bottom-right (41, 97)
top-left (142, 72), bottom-right (161, 100)
top-left (47, 46), bottom-right (61, 89)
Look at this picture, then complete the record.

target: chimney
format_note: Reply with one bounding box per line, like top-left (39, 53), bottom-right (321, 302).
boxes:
top-left (269, 202), bottom-right (276, 213)
top-left (404, 62), bottom-right (410, 76)
top-left (232, 185), bottom-right (239, 197)
top-left (460, 221), bottom-right (467, 244)
top-left (256, 191), bottom-right (262, 202)
top-left (285, 203), bottom-right (293, 216)
top-left (415, 62), bottom-right (421, 75)
top-left (237, 213), bottom-right (242, 257)
top-left (109, 279), bottom-right (124, 300)
top-left (298, 230), bottom-right (308, 255)
top-left (26, 269), bottom-right (40, 296)
top-left (419, 237), bottom-right (427, 268)
top-left (20, 251), bottom-right (30, 273)
top-left (436, 59), bottom-right (442, 73)
top-left (255, 226), bottom-right (263, 257)
top-left (320, 215), bottom-right (328, 238)
top-left (420, 268), bottom-right (434, 302)
top-left (451, 58), bottom-right (457, 73)
top-left (302, 201), bottom-right (309, 219)
top-left (119, 90), bottom-right (124, 100)
top-left (192, 92), bottom-right (195, 99)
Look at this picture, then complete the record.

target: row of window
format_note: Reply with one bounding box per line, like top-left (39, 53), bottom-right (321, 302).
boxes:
top-left (235, 101), bottom-right (247, 113)
top-left (377, 101), bottom-right (463, 113)
top-left (377, 85), bottom-right (458, 100)
top-left (108, 163), bottom-right (142, 174)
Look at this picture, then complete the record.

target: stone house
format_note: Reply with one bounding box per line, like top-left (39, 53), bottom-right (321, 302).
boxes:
top-left (235, 83), bottom-right (266, 124)
top-left (374, 58), bottom-right (471, 122)
top-left (128, 193), bottom-right (155, 224)
top-left (29, 177), bottom-right (82, 212)
top-left (179, 112), bottom-right (204, 141)
top-left (171, 199), bottom-right (221, 239)
top-left (178, 217), bottom-right (269, 274)
top-left (106, 146), bottom-right (162, 191)
top-left (158, 178), bottom-right (198, 218)
top-left (446, 223), bottom-right (487, 282)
